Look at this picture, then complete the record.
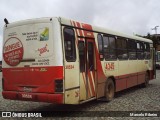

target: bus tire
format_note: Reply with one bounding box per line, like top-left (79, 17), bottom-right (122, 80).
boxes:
top-left (105, 78), bottom-right (115, 102)
top-left (142, 72), bottom-right (149, 87)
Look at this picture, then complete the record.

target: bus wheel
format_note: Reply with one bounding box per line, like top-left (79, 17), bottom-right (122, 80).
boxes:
top-left (105, 78), bottom-right (115, 102)
top-left (142, 72), bottom-right (149, 87)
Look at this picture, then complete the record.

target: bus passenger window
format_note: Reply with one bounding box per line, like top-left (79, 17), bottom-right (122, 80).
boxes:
top-left (97, 34), bottom-right (104, 60)
top-left (64, 28), bottom-right (76, 62)
top-left (144, 42), bottom-right (150, 59)
top-left (108, 36), bottom-right (116, 59)
top-left (103, 36), bottom-right (110, 59)
top-left (88, 42), bottom-right (94, 71)
top-left (137, 42), bottom-right (144, 60)
top-left (116, 37), bottom-right (128, 60)
top-left (78, 41), bottom-right (85, 72)
top-left (128, 40), bottom-right (136, 60)
top-left (103, 35), bottom-right (116, 60)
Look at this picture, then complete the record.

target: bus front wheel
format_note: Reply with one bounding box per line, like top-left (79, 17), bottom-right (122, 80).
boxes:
top-left (105, 78), bottom-right (115, 102)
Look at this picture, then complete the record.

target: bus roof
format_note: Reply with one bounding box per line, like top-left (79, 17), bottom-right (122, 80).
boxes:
top-left (4, 17), bottom-right (152, 44)
top-left (4, 17), bottom-right (55, 29)
top-left (60, 17), bottom-right (152, 43)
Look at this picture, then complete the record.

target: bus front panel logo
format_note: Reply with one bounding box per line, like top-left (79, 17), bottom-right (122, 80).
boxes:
top-left (3, 37), bottom-right (24, 66)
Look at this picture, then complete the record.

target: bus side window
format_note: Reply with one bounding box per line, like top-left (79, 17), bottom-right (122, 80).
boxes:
top-left (144, 42), bottom-right (150, 59)
top-left (103, 36), bottom-right (110, 60)
top-left (64, 27), bottom-right (76, 62)
top-left (137, 42), bottom-right (144, 60)
top-left (103, 35), bottom-right (116, 60)
top-left (128, 39), bottom-right (136, 60)
top-left (116, 37), bottom-right (128, 60)
top-left (88, 42), bottom-right (94, 71)
top-left (78, 41), bottom-right (85, 72)
top-left (97, 34), bottom-right (104, 60)
top-left (109, 36), bottom-right (116, 60)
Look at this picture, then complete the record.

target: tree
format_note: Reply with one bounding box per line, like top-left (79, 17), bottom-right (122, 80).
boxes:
top-left (144, 33), bottom-right (160, 49)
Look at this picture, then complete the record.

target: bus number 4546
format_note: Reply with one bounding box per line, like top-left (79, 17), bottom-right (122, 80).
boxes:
top-left (105, 63), bottom-right (115, 70)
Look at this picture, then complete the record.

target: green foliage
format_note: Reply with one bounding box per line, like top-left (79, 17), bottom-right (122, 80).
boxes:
top-left (145, 33), bottom-right (160, 48)
top-left (135, 33), bottom-right (160, 48)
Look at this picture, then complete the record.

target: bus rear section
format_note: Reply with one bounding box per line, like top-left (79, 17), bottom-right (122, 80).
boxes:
top-left (2, 18), bottom-right (64, 104)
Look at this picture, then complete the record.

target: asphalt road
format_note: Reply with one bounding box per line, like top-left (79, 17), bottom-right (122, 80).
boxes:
top-left (0, 70), bottom-right (160, 119)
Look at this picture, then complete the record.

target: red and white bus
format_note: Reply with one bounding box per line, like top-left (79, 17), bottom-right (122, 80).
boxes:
top-left (2, 17), bottom-right (156, 104)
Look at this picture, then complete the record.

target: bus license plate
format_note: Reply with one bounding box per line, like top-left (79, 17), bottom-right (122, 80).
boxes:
top-left (22, 93), bottom-right (32, 99)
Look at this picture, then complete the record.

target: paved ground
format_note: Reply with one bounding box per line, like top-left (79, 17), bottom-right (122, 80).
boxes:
top-left (0, 70), bottom-right (160, 119)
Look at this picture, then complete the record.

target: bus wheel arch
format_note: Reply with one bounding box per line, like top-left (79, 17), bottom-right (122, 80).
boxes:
top-left (105, 77), bottom-right (115, 102)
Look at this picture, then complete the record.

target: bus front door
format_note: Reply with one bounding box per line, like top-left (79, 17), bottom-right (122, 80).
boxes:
top-left (79, 39), bottom-right (96, 101)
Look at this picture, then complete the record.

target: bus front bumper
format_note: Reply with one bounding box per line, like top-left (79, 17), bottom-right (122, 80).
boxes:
top-left (2, 91), bottom-right (63, 104)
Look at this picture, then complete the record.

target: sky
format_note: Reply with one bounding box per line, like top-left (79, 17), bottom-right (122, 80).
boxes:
top-left (0, 0), bottom-right (160, 60)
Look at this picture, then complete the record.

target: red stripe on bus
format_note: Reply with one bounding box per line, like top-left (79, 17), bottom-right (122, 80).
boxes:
top-left (82, 72), bottom-right (87, 92)
top-left (87, 77), bottom-right (91, 98)
top-left (88, 71), bottom-right (95, 96)
top-left (76, 22), bottom-right (83, 36)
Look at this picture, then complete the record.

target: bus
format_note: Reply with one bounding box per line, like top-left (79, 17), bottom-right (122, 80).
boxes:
top-left (156, 51), bottom-right (160, 68)
top-left (2, 17), bottom-right (156, 104)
